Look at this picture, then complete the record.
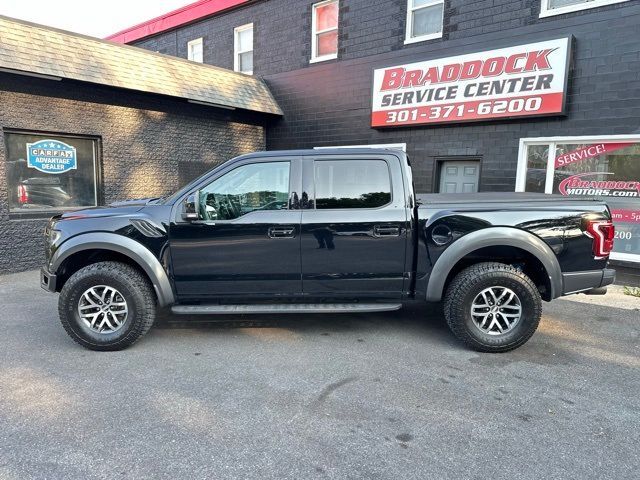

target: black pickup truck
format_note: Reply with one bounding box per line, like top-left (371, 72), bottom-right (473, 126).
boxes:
top-left (41, 149), bottom-right (616, 352)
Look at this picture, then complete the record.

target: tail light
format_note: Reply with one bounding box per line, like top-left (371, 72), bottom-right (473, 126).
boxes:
top-left (585, 219), bottom-right (615, 258)
top-left (18, 185), bottom-right (28, 205)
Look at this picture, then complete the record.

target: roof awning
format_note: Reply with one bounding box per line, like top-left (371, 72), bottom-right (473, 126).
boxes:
top-left (0, 15), bottom-right (282, 116)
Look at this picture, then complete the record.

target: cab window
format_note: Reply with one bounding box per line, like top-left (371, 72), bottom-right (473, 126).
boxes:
top-left (199, 162), bottom-right (290, 220)
top-left (314, 159), bottom-right (391, 209)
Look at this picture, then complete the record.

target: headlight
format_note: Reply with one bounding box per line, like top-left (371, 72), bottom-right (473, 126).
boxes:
top-left (49, 229), bottom-right (62, 245)
top-left (45, 218), bottom-right (62, 245)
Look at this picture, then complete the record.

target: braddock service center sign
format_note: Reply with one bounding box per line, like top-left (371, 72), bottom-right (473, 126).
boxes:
top-left (371, 37), bottom-right (571, 127)
top-left (27, 139), bottom-right (77, 174)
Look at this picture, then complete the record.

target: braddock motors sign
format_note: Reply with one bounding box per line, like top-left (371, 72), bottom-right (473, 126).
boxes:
top-left (371, 37), bottom-right (572, 127)
top-left (27, 139), bottom-right (77, 174)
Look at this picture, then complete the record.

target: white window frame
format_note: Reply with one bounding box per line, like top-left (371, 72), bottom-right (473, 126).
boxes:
top-left (404, 0), bottom-right (444, 45)
top-left (187, 37), bottom-right (203, 63)
top-left (310, 0), bottom-right (339, 64)
top-left (234, 23), bottom-right (254, 75)
top-left (539, 0), bottom-right (629, 18)
top-left (517, 134), bottom-right (640, 263)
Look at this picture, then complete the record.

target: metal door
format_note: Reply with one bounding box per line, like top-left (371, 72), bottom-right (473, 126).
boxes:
top-left (169, 158), bottom-right (303, 300)
top-left (299, 155), bottom-right (409, 299)
top-left (439, 161), bottom-right (479, 193)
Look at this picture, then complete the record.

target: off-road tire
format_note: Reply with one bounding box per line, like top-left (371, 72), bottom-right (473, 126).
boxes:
top-left (58, 261), bottom-right (156, 351)
top-left (443, 262), bottom-right (542, 353)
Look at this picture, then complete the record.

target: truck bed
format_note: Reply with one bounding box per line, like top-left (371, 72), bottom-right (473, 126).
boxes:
top-left (417, 192), bottom-right (607, 207)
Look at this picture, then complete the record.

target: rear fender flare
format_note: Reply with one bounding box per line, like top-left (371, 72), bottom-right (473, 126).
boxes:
top-left (50, 232), bottom-right (175, 307)
top-left (425, 227), bottom-right (562, 302)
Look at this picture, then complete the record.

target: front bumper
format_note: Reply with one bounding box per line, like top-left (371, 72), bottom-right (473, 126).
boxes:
top-left (40, 267), bottom-right (57, 293)
top-left (562, 268), bottom-right (616, 296)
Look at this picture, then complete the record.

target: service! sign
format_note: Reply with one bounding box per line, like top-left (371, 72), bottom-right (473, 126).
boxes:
top-left (371, 37), bottom-right (571, 127)
top-left (26, 139), bottom-right (77, 174)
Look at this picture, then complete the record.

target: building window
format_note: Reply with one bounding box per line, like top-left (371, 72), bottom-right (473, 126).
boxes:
top-left (311, 0), bottom-right (338, 63)
top-left (314, 160), bottom-right (391, 209)
top-left (4, 131), bottom-right (99, 213)
top-left (187, 38), bottom-right (203, 63)
top-left (517, 136), bottom-right (640, 263)
top-left (234, 23), bottom-right (254, 75)
top-left (540, 0), bottom-right (629, 18)
top-left (405, 0), bottom-right (444, 44)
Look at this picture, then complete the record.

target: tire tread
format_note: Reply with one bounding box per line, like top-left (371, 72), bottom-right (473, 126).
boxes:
top-left (58, 261), bottom-right (156, 351)
top-left (443, 262), bottom-right (542, 353)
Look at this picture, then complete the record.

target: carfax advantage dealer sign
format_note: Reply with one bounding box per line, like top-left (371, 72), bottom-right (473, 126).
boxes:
top-left (371, 37), bottom-right (572, 127)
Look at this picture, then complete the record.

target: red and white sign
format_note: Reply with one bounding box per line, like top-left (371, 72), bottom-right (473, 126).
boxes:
top-left (555, 142), bottom-right (634, 168)
top-left (371, 37), bottom-right (571, 127)
top-left (558, 172), bottom-right (640, 197)
top-left (612, 209), bottom-right (640, 224)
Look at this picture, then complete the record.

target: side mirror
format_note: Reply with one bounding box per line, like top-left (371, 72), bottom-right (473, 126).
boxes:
top-left (182, 191), bottom-right (200, 221)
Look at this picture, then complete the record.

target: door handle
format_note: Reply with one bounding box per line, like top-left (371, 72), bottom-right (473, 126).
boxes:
top-left (268, 226), bottom-right (296, 238)
top-left (374, 225), bottom-right (400, 237)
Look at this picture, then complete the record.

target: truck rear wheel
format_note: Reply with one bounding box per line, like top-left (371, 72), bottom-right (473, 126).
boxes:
top-left (443, 262), bottom-right (542, 353)
top-left (58, 261), bottom-right (157, 351)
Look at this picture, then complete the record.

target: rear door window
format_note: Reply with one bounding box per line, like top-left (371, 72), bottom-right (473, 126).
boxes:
top-left (314, 159), bottom-right (391, 209)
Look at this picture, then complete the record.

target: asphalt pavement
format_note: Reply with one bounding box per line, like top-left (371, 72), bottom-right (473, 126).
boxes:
top-left (0, 270), bottom-right (638, 480)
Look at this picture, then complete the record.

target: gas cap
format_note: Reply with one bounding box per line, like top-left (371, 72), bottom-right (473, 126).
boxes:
top-left (432, 224), bottom-right (453, 246)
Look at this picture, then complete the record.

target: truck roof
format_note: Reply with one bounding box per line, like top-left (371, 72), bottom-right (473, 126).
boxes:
top-left (234, 148), bottom-right (406, 159)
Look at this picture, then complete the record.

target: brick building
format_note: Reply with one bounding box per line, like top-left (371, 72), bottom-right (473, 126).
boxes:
top-left (0, 15), bottom-right (281, 273)
top-left (110, 0), bottom-right (640, 273)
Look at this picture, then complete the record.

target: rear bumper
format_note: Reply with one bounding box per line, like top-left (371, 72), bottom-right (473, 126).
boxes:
top-left (562, 268), bottom-right (616, 296)
top-left (40, 267), bottom-right (57, 293)
top-left (601, 268), bottom-right (616, 287)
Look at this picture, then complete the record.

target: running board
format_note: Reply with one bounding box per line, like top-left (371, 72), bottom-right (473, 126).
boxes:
top-left (171, 303), bottom-right (402, 315)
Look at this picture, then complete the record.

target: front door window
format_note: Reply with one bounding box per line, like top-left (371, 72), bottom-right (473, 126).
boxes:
top-left (199, 162), bottom-right (290, 221)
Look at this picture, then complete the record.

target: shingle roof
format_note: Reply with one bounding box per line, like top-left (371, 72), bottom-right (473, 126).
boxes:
top-left (0, 15), bottom-right (282, 116)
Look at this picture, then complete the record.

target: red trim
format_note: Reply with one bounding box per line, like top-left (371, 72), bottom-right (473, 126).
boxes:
top-left (106, 0), bottom-right (251, 44)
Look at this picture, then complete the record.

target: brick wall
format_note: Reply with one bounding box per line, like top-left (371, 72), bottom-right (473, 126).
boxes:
top-left (0, 74), bottom-right (266, 273)
top-left (132, 0), bottom-right (638, 76)
top-left (134, 0), bottom-right (315, 76)
top-left (132, 0), bottom-right (640, 192)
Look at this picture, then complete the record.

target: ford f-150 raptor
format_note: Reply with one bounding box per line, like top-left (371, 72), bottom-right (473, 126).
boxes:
top-left (41, 149), bottom-right (616, 352)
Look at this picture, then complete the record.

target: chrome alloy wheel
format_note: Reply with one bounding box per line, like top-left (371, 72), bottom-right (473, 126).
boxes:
top-left (77, 285), bottom-right (128, 334)
top-left (470, 286), bottom-right (522, 336)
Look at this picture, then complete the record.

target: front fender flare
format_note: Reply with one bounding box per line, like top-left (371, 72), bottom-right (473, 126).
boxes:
top-left (425, 227), bottom-right (562, 302)
top-left (50, 232), bottom-right (175, 307)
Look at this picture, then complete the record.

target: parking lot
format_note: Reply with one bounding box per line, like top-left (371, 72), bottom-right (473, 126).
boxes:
top-left (0, 269), bottom-right (638, 480)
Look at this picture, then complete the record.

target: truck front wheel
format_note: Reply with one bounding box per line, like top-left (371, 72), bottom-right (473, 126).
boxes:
top-left (58, 261), bottom-right (157, 351)
top-left (443, 262), bottom-right (542, 353)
